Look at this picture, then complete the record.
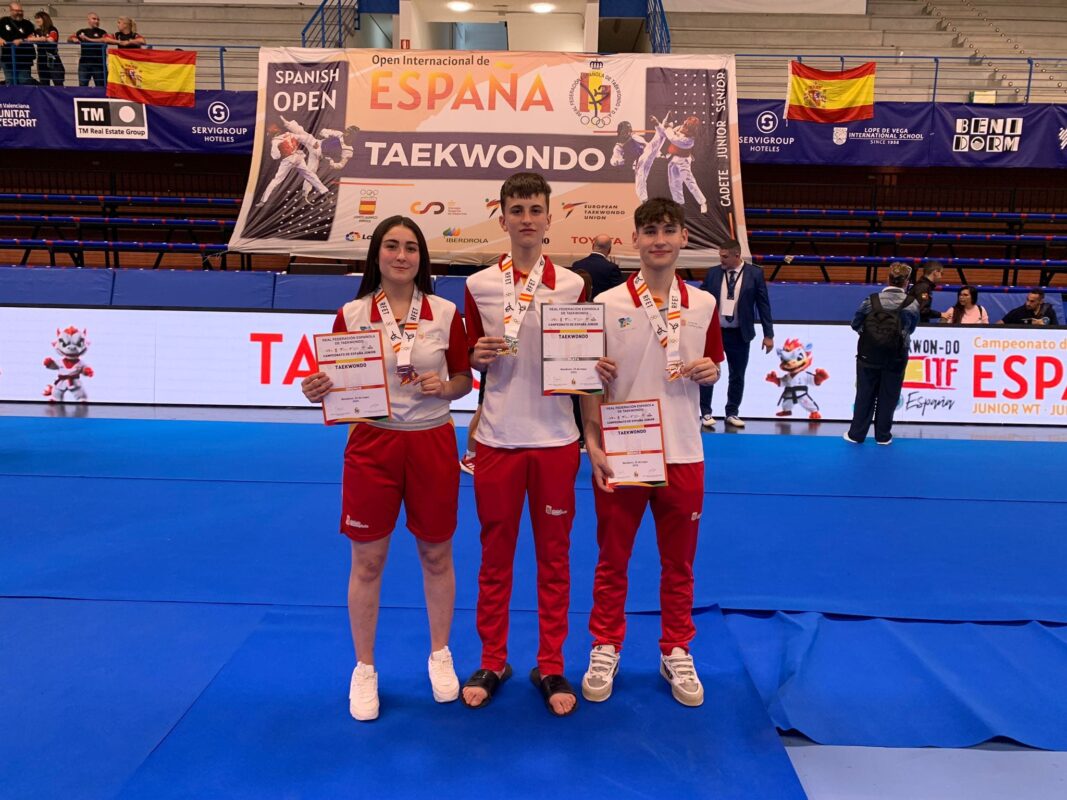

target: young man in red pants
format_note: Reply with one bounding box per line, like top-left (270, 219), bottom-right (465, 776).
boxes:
top-left (461, 172), bottom-right (586, 716)
top-left (581, 197), bottom-right (724, 707)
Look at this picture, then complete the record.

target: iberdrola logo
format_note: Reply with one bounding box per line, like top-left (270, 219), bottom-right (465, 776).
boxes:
top-left (443, 227), bottom-right (461, 236)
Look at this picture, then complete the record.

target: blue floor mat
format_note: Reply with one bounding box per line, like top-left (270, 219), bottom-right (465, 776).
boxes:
top-left (0, 598), bottom-right (267, 800)
top-left (112, 606), bottom-right (805, 800)
top-left (0, 597), bottom-right (805, 800)
top-left (724, 610), bottom-right (1067, 751)
top-left (3, 416), bottom-right (1067, 621)
top-left (2, 416), bottom-right (1064, 504)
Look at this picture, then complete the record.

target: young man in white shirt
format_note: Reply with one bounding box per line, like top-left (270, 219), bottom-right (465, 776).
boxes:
top-left (580, 197), bottom-right (724, 707)
top-left (461, 172), bottom-right (586, 716)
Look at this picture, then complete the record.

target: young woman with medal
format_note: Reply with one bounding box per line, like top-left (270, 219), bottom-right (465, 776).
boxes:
top-left (301, 216), bottom-right (472, 721)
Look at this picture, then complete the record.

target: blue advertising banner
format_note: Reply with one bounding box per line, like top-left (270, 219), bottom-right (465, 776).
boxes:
top-left (0, 87), bottom-right (255, 153)
top-left (929, 103), bottom-right (1062, 168)
top-left (739, 98), bottom-right (932, 167)
top-left (6, 87), bottom-right (1067, 169)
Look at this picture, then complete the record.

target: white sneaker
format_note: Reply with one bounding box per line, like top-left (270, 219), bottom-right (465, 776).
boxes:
top-left (843, 432), bottom-right (861, 444)
top-left (725, 415), bottom-right (746, 429)
top-left (428, 646), bottom-right (460, 703)
top-left (349, 662), bottom-right (380, 721)
top-left (581, 644), bottom-right (621, 702)
top-left (700, 413), bottom-right (716, 429)
top-left (660, 647), bottom-right (704, 707)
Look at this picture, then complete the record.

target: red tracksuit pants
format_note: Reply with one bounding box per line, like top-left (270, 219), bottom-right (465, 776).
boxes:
top-left (473, 441), bottom-right (579, 676)
top-left (589, 461), bottom-right (704, 655)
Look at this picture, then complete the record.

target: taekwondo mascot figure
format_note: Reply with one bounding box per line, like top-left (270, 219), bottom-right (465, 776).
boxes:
top-left (765, 338), bottom-right (828, 418)
top-left (44, 325), bottom-right (94, 402)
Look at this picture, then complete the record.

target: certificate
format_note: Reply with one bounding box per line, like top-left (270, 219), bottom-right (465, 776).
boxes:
top-left (313, 331), bottom-right (391, 424)
top-left (599, 399), bottom-right (668, 488)
top-left (541, 302), bottom-right (605, 395)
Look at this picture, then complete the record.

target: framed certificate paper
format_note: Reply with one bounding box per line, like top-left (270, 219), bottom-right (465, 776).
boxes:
top-left (541, 302), bottom-right (605, 395)
top-left (599, 399), bottom-right (668, 488)
top-left (313, 331), bottom-right (391, 424)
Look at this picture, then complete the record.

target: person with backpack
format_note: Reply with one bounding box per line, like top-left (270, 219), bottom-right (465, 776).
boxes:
top-left (844, 262), bottom-right (919, 446)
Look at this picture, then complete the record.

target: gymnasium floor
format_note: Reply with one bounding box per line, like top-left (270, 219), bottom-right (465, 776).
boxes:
top-left (2, 403), bottom-right (1065, 799)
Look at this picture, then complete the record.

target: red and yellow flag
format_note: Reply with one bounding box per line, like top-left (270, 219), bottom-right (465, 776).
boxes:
top-left (107, 49), bottom-right (196, 108)
top-left (785, 61), bottom-right (875, 123)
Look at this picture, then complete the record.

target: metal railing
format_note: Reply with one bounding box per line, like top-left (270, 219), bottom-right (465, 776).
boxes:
top-left (646, 0), bottom-right (670, 55)
top-left (4, 43), bottom-right (1067, 103)
top-left (302, 0), bottom-right (361, 48)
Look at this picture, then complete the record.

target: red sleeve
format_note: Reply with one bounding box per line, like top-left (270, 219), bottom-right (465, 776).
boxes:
top-left (576, 286), bottom-right (588, 302)
top-left (331, 309), bottom-right (346, 333)
top-left (48, 29), bottom-right (59, 42)
top-left (463, 286), bottom-right (485, 349)
top-left (704, 312), bottom-right (724, 363)
top-left (445, 309), bottom-right (471, 374)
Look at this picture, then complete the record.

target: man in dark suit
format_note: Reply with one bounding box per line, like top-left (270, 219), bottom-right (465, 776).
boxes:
top-left (698, 239), bottom-right (774, 429)
top-left (571, 234), bottom-right (624, 299)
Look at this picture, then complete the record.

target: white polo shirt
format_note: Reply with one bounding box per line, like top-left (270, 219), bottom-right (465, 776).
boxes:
top-left (333, 292), bottom-right (469, 430)
top-left (465, 256), bottom-right (586, 449)
top-left (597, 274), bottom-right (724, 464)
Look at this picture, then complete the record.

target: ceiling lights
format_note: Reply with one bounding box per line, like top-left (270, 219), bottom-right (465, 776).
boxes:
top-left (530, 3), bottom-right (555, 13)
top-left (447, 1), bottom-right (473, 11)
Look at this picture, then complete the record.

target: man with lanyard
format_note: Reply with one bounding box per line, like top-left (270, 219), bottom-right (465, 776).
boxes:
top-left (461, 172), bottom-right (586, 717)
top-left (580, 197), bottom-right (724, 707)
top-left (1, 3), bottom-right (35, 86)
top-left (698, 238), bottom-right (774, 429)
top-left (67, 12), bottom-right (107, 87)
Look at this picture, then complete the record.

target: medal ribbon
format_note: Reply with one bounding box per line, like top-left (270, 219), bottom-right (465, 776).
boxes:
top-left (633, 273), bottom-right (683, 379)
top-left (499, 252), bottom-right (545, 344)
top-left (373, 286), bottom-right (423, 370)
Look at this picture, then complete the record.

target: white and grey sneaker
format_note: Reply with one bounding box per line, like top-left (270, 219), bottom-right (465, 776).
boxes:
top-left (660, 647), bottom-right (704, 707)
top-left (700, 413), bottom-right (716, 429)
top-left (428, 646), bottom-right (460, 703)
top-left (349, 662), bottom-right (380, 721)
top-left (725, 415), bottom-right (746, 429)
top-left (581, 644), bottom-right (621, 702)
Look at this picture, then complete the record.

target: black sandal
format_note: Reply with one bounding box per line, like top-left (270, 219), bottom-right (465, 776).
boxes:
top-left (529, 667), bottom-right (578, 717)
top-left (461, 663), bottom-right (512, 708)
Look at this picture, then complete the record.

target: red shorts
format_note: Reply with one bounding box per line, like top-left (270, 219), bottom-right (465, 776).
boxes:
top-left (340, 422), bottom-right (459, 543)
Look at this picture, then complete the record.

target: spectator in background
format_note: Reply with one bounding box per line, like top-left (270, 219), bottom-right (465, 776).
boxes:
top-left (1000, 289), bottom-right (1059, 326)
top-left (571, 234), bottom-right (624, 299)
top-left (68, 12), bottom-right (107, 86)
top-left (844, 262), bottom-right (918, 446)
top-left (698, 238), bottom-right (774, 429)
top-left (1, 3), bottom-right (36, 86)
top-left (941, 285), bottom-right (988, 325)
top-left (908, 259), bottom-right (944, 322)
top-left (29, 11), bottom-right (63, 85)
top-left (104, 16), bottom-right (145, 48)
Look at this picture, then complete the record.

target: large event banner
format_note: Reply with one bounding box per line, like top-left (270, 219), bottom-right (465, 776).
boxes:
top-left (4, 304), bottom-right (1064, 424)
top-left (0, 87), bottom-right (254, 153)
top-left (227, 49), bottom-right (748, 266)
top-left (709, 322), bottom-right (1067, 425)
top-left (739, 98), bottom-right (932, 167)
top-left (929, 103), bottom-right (1066, 169)
top-left (0, 305), bottom-right (479, 411)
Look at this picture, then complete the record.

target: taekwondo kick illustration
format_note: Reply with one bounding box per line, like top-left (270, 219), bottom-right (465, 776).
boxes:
top-left (623, 113), bottom-right (709, 214)
top-left (257, 119), bottom-right (333, 207)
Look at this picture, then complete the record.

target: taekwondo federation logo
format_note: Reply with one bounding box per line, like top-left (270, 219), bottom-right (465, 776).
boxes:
top-left (1059, 127), bottom-right (1067, 150)
top-left (568, 59), bottom-right (623, 128)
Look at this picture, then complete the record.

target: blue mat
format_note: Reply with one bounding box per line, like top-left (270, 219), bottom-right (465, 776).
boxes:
top-left (0, 598), bottom-right (267, 800)
top-left (0, 597), bottom-right (806, 800)
top-left (3, 416), bottom-right (1067, 621)
top-left (724, 610), bottom-right (1067, 750)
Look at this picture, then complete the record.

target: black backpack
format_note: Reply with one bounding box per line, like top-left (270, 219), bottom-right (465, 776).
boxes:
top-left (858, 293), bottom-right (914, 366)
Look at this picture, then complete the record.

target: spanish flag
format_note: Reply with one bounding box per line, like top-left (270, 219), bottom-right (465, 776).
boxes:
top-left (785, 61), bottom-right (875, 123)
top-left (107, 49), bottom-right (196, 108)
